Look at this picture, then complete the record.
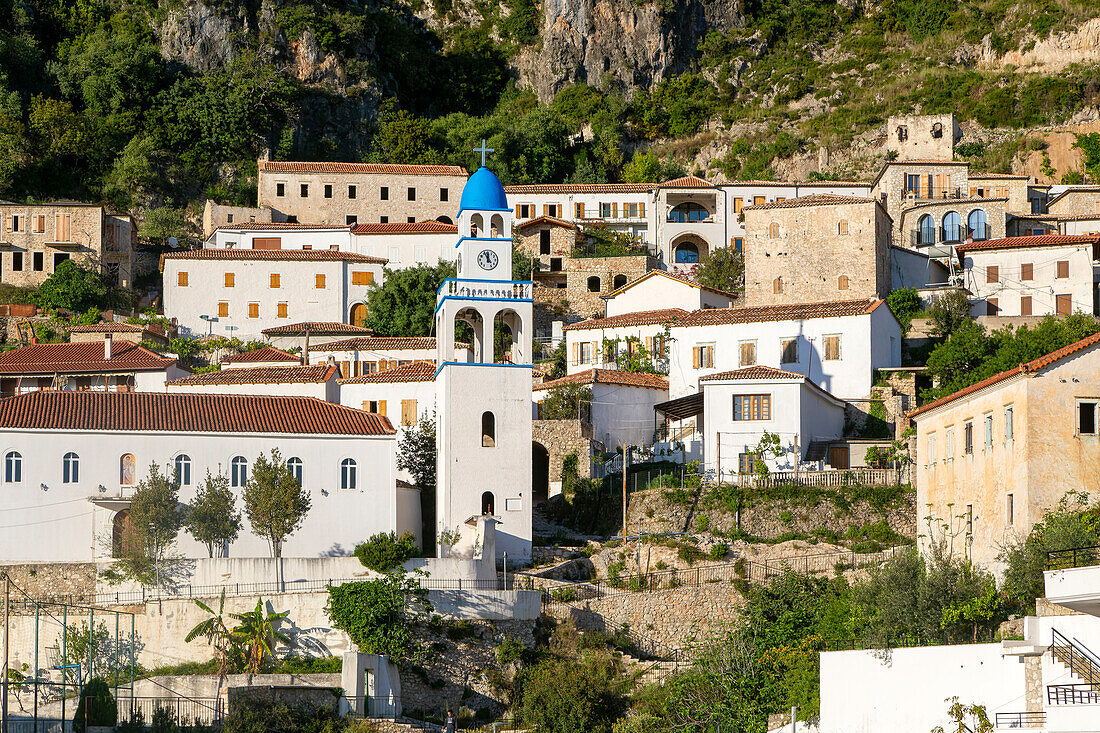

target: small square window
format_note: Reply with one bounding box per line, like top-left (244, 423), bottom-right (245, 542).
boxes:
top-left (346, 215), bottom-right (358, 225)
top-left (380, 187), bottom-right (389, 200)
top-left (348, 185), bottom-right (357, 199)
top-left (276, 183), bottom-right (285, 197)
top-left (300, 183), bottom-right (309, 197)
top-left (407, 216), bottom-right (415, 223)
top-left (380, 216), bottom-right (389, 224)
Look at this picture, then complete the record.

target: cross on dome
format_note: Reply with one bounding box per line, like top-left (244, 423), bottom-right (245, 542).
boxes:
top-left (474, 139), bottom-right (494, 168)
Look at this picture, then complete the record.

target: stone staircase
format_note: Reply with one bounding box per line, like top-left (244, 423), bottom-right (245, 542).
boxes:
top-left (1051, 629), bottom-right (1100, 690)
top-left (619, 649), bottom-right (684, 687)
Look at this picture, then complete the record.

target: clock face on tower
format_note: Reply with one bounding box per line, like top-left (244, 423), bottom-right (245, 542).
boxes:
top-left (477, 249), bottom-right (499, 271)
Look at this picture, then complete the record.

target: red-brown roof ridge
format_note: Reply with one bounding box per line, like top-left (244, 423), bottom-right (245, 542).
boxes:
top-left (310, 336), bottom-right (439, 351)
top-left (957, 233), bottom-right (1100, 253)
top-left (533, 368), bottom-right (669, 391)
top-left (169, 365), bottom-right (337, 385)
top-left (743, 193), bottom-right (876, 211)
top-left (352, 221), bottom-right (458, 235)
top-left (674, 298), bottom-right (885, 327)
top-left (0, 341), bottom-right (176, 375)
top-left (222, 346), bottom-right (300, 364)
top-left (562, 308), bottom-right (689, 332)
top-left (163, 249), bottom-right (387, 264)
top-left (261, 322), bottom-right (374, 336)
top-left (338, 360), bottom-right (437, 384)
top-left (258, 161), bottom-right (468, 176)
top-left (699, 366), bottom-right (807, 381)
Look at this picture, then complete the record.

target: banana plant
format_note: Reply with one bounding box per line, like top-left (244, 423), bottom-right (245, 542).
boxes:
top-left (183, 589), bottom-right (237, 676)
top-left (230, 598), bottom-right (291, 675)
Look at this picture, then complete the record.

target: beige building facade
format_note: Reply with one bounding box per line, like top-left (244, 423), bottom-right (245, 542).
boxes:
top-left (886, 114), bottom-right (961, 161)
top-left (0, 202), bottom-right (134, 288)
top-left (742, 195), bottom-right (892, 306)
top-left (1047, 186), bottom-right (1100, 218)
top-left (256, 160), bottom-right (469, 226)
top-left (909, 332), bottom-right (1100, 571)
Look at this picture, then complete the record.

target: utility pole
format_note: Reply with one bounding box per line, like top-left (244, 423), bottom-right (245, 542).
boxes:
top-left (621, 445), bottom-right (629, 546)
top-left (3, 572), bottom-right (10, 733)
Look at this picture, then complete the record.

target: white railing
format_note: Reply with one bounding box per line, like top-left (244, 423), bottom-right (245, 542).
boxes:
top-left (441, 279), bottom-right (532, 300)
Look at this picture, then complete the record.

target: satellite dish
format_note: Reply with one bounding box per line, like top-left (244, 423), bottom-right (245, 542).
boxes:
top-left (168, 236), bottom-right (178, 247)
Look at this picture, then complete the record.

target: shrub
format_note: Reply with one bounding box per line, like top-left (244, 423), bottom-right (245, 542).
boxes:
top-left (708, 542), bottom-right (730, 561)
top-left (354, 531), bottom-right (420, 573)
top-left (497, 637), bottom-right (526, 666)
top-left (677, 544), bottom-right (705, 565)
top-left (695, 513), bottom-right (710, 532)
top-left (73, 677), bottom-right (116, 732)
top-left (887, 287), bottom-right (922, 333)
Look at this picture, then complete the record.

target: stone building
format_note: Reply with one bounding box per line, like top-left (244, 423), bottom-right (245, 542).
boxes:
top-left (0, 201), bottom-right (134, 288)
top-left (908, 331), bottom-right (1100, 571)
top-left (742, 194), bottom-right (892, 307)
top-left (256, 160), bottom-right (469, 226)
top-left (898, 197), bottom-right (1008, 248)
top-left (202, 200), bottom-right (280, 238)
top-left (885, 114), bottom-right (961, 161)
top-left (1046, 186), bottom-right (1100, 218)
top-left (967, 173), bottom-right (1032, 214)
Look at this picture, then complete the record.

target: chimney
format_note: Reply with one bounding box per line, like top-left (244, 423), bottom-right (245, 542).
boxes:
top-left (104, 332), bottom-right (113, 360)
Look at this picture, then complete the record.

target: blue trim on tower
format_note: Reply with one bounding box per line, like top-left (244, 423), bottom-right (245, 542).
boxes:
top-left (434, 295), bottom-right (533, 314)
top-left (453, 235), bottom-right (511, 248)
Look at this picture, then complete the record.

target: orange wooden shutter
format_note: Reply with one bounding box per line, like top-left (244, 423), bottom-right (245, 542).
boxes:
top-left (277, 303), bottom-right (288, 318)
top-left (378, 400), bottom-right (387, 417)
top-left (571, 343), bottom-right (579, 365)
top-left (692, 347), bottom-right (700, 369)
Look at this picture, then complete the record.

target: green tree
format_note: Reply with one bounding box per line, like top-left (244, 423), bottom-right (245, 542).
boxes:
top-left (72, 677), bottom-right (116, 732)
top-left (887, 287), bottom-right (923, 334)
top-left (519, 657), bottom-right (625, 733)
top-left (230, 598), bottom-right (290, 675)
top-left (927, 290), bottom-right (971, 338)
top-left (325, 573), bottom-right (432, 664)
top-left (539, 384), bottom-right (591, 420)
top-left (396, 411), bottom-right (436, 550)
top-left (140, 207), bottom-right (191, 248)
top-left (186, 471), bottom-right (242, 558)
top-left (371, 102), bottom-right (440, 164)
top-left (113, 463), bottom-right (185, 584)
top-left (184, 589), bottom-right (237, 676)
top-left (366, 261), bottom-right (455, 336)
top-left (354, 531), bottom-right (421, 573)
top-left (621, 151), bottom-right (661, 183)
top-left (34, 260), bottom-right (108, 312)
top-left (693, 248), bottom-right (744, 293)
top-left (243, 449), bottom-right (312, 558)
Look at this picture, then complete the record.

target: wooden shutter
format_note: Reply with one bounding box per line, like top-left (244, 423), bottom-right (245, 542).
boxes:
top-left (645, 337), bottom-right (654, 353)
top-left (692, 347), bottom-right (700, 369)
top-left (378, 400), bottom-right (387, 417)
top-left (277, 303), bottom-right (288, 318)
top-left (341, 360), bottom-right (350, 377)
top-left (316, 274), bottom-right (326, 288)
top-left (248, 302), bottom-right (259, 318)
top-left (402, 399), bottom-right (417, 426)
top-left (1056, 294), bottom-right (1072, 315)
top-left (224, 272), bottom-right (235, 287)
top-left (1020, 263), bottom-right (1033, 280)
top-left (177, 272), bottom-right (188, 287)
top-left (270, 273), bottom-right (280, 288)
top-left (1020, 296), bottom-right (1032, 316)
top-left (218, 302), bottom-right (229, 317)
top-left (591, 342), bottom-right (599, 364)
top-left (639, 202), bottom-right (646, 217)
top-left (571, 342), bottom-right (579, 365)
top-left (575, 203), bottom-right (585, 218)
top-left (986, 298), bottom-right (998, 316)
top-left (1057, 260), bottom-right (1069, 278)
top-left (253, 238), bottom-right (282, 250)
top-left (986, 266), bottom-right (999, 283)
top-left (611, 203), bottom-right (618, 218)
top-left (55, 213), bottom-right (70, 241)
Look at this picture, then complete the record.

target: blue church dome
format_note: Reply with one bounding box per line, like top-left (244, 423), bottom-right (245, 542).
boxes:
top-left (459, 166), bottom-right (510, 213)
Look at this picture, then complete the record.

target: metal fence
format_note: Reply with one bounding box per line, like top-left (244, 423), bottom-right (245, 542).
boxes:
top-left (1046, 544), bottom-right (1100, 571)
top-left (115, 696), bottom-right (223, 727)
top-left (994, 711), bottom-right (1046, 728)
top-left (1047, 683), bottom-right (1100, 705)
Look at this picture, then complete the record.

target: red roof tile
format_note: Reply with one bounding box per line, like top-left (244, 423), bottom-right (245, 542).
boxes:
top-left (659, 175), bottom-right (715, 188)
top-left (258, 161), bottom-right (468, 176)
top-left (908, 331), bottom-right (1100, 418)
top-left (957, 234), bottom-right (1100, 253)
top-left (969, 173), bottom-right (1030, 179)
top-left (351, 221), bottom-right (458, 235)
top-left (68, 322), bottom-right (165, 336)
top-left (163, 249), bottom-right (387, 263)
top-left (261, 322), bottom-right (374, 336)
top-left (675, 298), bottom-right (884, 327)
top-left (309, 337), bottom-right (439, 352)
top-left (0, 341), bottom-right (176, 375)
top-left (604, 270), bottom-right (739, 300)
top-left (338, 361), bottom-right (437, 384)
top-left (222, 347), bottom-right (300, 364)
top-left (562, 308), bottom-right (689, 332)
top-left (699, 366), bottom-right (807, 381)
top-left (214, 223), bottom-right (350, 232)
top-left (504, 183), bottom-right (653, 194)
top-left (169, 365), bottom-right (337, 385)
top-left (533, 368), bottom-right (668, 391)
top-left (743, 194), bottom-right (876, 211)
top-left (0, 391), bottom-right (394, 435)
top-left (515, 216), bottom-right (577, 231)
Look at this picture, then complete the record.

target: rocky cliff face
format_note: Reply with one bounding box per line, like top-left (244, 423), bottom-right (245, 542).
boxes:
top-left (512, 0), bottom-right (744, 101)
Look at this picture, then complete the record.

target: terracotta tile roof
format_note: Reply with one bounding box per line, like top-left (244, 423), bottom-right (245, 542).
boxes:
top-left (793, 180), bottom-right (872, 187)
top-left (969, 173), bottom-right (1030, 179)
top-left (1048, 187), bottom-right (1100, 206)
top-left (885, 159), bottom-right (970, 165)
top-left (0, 391), bottom-right (394, 435)
top-left (674, 298), bottom-right (884, 327)
top-left (261, 322), bottom-right (374, 336)
top-left (604, 269), bottom-right (739, 300)
top-left (504, 183), bottom-right (653, 194)
top-left (1055, 214), bottom-right (1100, 222)
top-left (258, 160), bottom-right (468, 176)
top-left (908, 331), bottom-right (1100, 419)
top-left (338, 360), bottom-right (437, 384)
top-left (163, 249), bottom-right (387, 264)
top-left (68, 322), bottom-right (165, 336)
top-left (957, 234), bottom-right (1100, 253)
top-left (169, 364), bottom-right (338, 385)
top-left (562, 308), bottom-right (689, 332)
top-left (515, 216), bottom-right (577, 231)
top-left (0, 341), bottom-right (176, 375)
top-left (222, 347), bottom-right (300, 364)
top-left (214, 223), bottom-right (350, 232)
top-left (309, 336), bottom-right (438, 352)
top-left (659, 175), bottom-right (715, 188)
top-left (351, 221), bottom-right (458, 235)
top-left (743, 194), bottom-right (876, 211)
top-left (533, 368), bottom-right (669, 391)
top-left (699, 366), bottom-right (807, 381)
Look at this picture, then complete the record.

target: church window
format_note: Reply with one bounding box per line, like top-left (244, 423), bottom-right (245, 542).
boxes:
top-left (440, 188), bottom-right (449, 202)
top-left (348, 185), bottom-right (357, 199)
top-left (287, 457), bottom-right (303, 485)
top-left (587, 276), bottom-right (601, 292)
top-left (300, 183), bottom-right (309, 197)
top-left (482, 491), bottom-right (496, 515)
top-left (120, 453), bottom-right (136, 486)
top-left (408, 187), bottom-right (416, 201)
top-left (341, 458), bottom-right (357, 490)
top-left (380, 187), bottom-right (389, 201)
top-left (63, 452), bottom-right (79, 483)
top-left (324, 184), bottom-right (332, 199)
top-left (174, 454), bottom-right (191, 486)
top-left (482, 411), bottom-right (496, 447)
top-left (231, 456), bottom-right (247, 487)
top-left (276, 183), bottom-right (285, 197)
top-left (5, 451), bottom-right (21, 483)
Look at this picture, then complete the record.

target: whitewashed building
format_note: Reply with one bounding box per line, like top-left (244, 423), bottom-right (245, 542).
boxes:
top-left (563, 308), bottom-right (687, 375)
top-left (667, 298), bottom-right (903, 400)
top-left (0, 338), bottom-right (185, 396)
top-left (261, 321), bottom-right (376, 351)
top-left (0, 391), bottom-right (411, 562)
top-left (957, 233), bottom-right (1100, 317)
top-left (162, 249), bottom-right (387, 339)
top-left (603, 270), bottom-right (737, 317)
top-left (166, 364), bottom-right (340, 401)
top-left (307, 337), bottom-right (470, 379)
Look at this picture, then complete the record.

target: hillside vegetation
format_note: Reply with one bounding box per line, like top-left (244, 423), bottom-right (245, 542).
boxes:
top-left (1, 0), bottom-right (1099, 223)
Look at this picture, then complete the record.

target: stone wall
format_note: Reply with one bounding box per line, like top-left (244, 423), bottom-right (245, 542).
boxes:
top-left (0, 562), bottom-right (96, 601)
top-left (562, 256), bottom-right (655, 318)
top-left (1047, 188), bottom-right (1100, 217)
top-left (625, 486), bottom-right (916, 541)
top-left (533, 419), bottom-right (594, 493)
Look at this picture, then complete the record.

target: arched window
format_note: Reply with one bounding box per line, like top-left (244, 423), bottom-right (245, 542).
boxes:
top-left (773, 277), bottom-right (783, 294)
top-left (490, 214), bottom-right (504, 237)
top-left (896, 125), bottom-right (908, 141)
top-left (436, 216), bottom-right (453, 225)
top-left (917, 214), bottom-right (935, 245)
top-left (769, 222), bottom-right (780, 238)
top-left (62, 452), bottom-right (79, 483)
top-left (470, 213), bottom-right (484, 237)
top-left (231, 456), bottom-right (248, 487)
top-left (669, 202), bottom-right (711, 223)
top-left (837, 220), bottom-right (849, 235)
top-left (968, 209), bottom-right (988, 240)
top-left (5, 451), bottom-right (21, 483)
top-left (287, 457), bottom-right (303, 485)
top-left (942, 211), bottom-right (961, 243)
top-left (838, 275), bottom-right (849, 291)
top-left (350, 303), bottom-right (368, 328)
top-left (482, 411), bottom-right (496, 447)
top-left (674, 242), bottom-right (699, 263)
top-left (174, 455), bottom-right (192, 486)
top-left (481, 491), bottom-right (495, 515)
top-left (587, 276), bottom-right (601, 293)
top-left (613, 274), bottom-right (628, 289)
top-left (120, 453), bottom-right (136, 486)
top-left (341, 458), bottom-right (357, 490)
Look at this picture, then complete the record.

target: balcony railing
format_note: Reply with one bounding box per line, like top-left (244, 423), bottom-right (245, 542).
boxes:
top-left (911, 229), bottom-right (937, 247)
top-left (1046, 545), bottom-right (1100, 570)
top-left (994, 711), bottom-right (1045, 728)
top-left (941, 225), bottom-right (967, 243)
top-left (1047, 684), bottom-right (1100, 705)
top-left (440, 278), bottom-right (532, 301)
top-left (666, 216), bottom-right (716, 225)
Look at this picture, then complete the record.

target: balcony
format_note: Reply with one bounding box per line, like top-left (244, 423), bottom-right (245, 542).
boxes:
top-left (994, 711), bottom-right (1045, 728)
top-left (910, 229), bottom-right (937, 247)
top-left (440, 279), bottom-right (532, 301)
top-left (1044, 546), bottom-right (1100, 616)
top-left (941, 225), bottom-right (967, 244)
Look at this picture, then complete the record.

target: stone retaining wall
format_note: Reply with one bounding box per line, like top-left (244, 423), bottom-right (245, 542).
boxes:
top-left (0, 562), bottom-right (96, 601)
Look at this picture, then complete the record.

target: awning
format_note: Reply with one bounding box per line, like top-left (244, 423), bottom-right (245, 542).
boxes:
top-left (654, 391), bottom-right (703, 421)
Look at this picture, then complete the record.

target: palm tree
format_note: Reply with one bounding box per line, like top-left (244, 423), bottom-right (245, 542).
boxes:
top-left (230, 599), bottom-right (290, 675)
top-left (183, 590), bottom-right (237, 675)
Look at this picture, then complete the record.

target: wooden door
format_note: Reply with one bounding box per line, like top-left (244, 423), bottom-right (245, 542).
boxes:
top-left (829, 446), bottom-right (850, 469)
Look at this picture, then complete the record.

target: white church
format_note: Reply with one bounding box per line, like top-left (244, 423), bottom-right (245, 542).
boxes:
top-left (0, 155), bottom-right (534, 565)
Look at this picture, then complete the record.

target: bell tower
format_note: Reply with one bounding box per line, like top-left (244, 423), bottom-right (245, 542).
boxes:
top-left (435, 142), bottom-right (533, 562)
